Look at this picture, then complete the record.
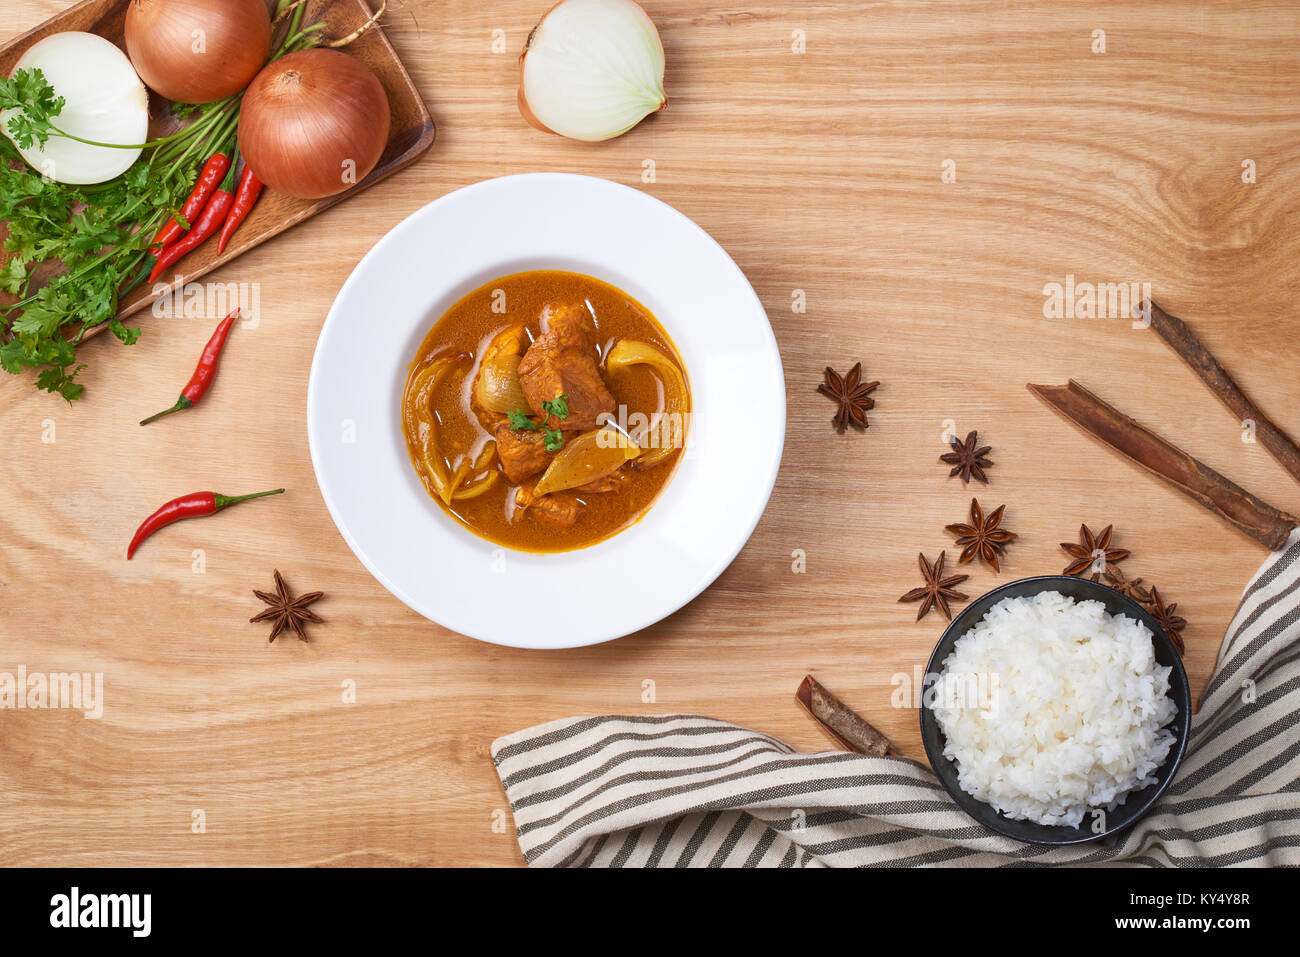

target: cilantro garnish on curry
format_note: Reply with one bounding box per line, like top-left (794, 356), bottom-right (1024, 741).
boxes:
top-left (401, 270), bottom-right (691, 552)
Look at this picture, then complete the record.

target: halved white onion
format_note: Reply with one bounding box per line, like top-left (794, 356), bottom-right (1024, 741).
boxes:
top-left (518, 0), bottom-right (667, 142)
top-left (1, 32), bottom-right (149, 185)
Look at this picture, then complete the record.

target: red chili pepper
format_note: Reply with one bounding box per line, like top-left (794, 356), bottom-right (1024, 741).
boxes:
top-left (152, 151), bottom-right (230, 252)
top-left (127, 488), bottom-right (285, 560)
top-left (217, 166), bottom-right (264, 255)
top-left (148, 159), bottom-right (239, 284)
top-left (140, 308), bottom-right (241, 425)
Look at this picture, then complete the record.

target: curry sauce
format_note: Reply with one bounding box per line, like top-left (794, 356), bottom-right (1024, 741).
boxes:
top-left (401, 271), bottom-right (690, 552)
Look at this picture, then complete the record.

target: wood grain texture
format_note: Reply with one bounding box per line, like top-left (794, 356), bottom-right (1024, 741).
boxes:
top-left (2, 0), bottom-right (1299, 867)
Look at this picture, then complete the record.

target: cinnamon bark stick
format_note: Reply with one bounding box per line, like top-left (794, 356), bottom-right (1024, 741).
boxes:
top-left (1144, 300), bottom-right (1300, 487)
top-left (1028, 379), bottom-right (1298, 550)
top-left (795, 675), bottom-right (891, 756)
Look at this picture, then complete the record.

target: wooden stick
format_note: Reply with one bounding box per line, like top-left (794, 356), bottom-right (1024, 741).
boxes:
top-left (1028, 379), bottom-right (1298, 550)
top-left (795, 675), bottom-right (891, 756)
top-left (1144, 299), bottom-right (1300, 487)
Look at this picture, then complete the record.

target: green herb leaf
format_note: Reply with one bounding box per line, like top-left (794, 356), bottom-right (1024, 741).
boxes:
top-left (544, 429), bottom-right (564, 452)
top-left (509, 409), bottom-right (538, 431)
top-left (541, 393), bottom-right (570, 420)
top-left (0, 338), bottom-right (29, 374)
top-left (0, 258), bottom-right (28, 296)
top-left (108, 317), bottom-right (140, 346)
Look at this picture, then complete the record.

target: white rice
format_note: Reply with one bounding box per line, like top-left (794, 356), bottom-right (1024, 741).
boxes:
top-left (930, 590), bottom-right (1177, 827)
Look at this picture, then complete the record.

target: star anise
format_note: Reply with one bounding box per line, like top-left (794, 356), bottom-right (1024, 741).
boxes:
top-left (251, 570), bottom-right (324, 643)
top-left (1146, 587), bottom-right (1187, 654)
top-left (945, 498), bottom-right (1017, 572)
top-left (898, 551), bottom-right (969, 622)
top-left (818, 362), bottom-right (879, 431)
top-left (939, 430), bottom-right (993, 484)
top-left (1060, 523), bottom-right (1130, 581)
top-left (1103, 565), bottom-right (1152, 604)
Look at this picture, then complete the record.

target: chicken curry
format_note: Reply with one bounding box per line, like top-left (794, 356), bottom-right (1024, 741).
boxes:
top-left (401, 270), bottom-right (690, 552)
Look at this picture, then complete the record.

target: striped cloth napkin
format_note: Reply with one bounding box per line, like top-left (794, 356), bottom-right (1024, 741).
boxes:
top-left (491, 531), bottom-right (1300, 866)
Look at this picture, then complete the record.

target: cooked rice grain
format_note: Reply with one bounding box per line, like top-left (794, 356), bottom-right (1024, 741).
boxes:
top-left (930, 590), bottom-right (1177, 827)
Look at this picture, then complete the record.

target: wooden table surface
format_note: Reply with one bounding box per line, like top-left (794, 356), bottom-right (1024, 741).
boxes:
top-left (2, 0), bottom-right (1298, 867)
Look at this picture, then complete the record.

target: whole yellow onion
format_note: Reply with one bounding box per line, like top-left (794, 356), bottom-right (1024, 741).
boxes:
top-left (125, 0), bottom-right (272, 104)
top-left (238, 49), bottom-right (391, 200)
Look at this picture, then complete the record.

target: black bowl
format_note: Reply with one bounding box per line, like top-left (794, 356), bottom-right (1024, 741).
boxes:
top-left (918, 575), bottom-right (1191, 845)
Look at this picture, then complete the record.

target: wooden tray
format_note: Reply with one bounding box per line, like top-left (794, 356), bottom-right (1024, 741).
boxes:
top-left (0, 0), bottom-right (435, 340)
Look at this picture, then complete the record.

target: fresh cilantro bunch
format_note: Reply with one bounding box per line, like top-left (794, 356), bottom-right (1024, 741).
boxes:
top-left (0, 68), bottom-right (65, 150)
top-left (0, 138), bottom-right (188, 400)
top-left (0, 68), bottom-right (212, 401)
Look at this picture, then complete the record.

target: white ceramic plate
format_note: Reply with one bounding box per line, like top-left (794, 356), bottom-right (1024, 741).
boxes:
top-left (307, 173), bottom-right (785, 648)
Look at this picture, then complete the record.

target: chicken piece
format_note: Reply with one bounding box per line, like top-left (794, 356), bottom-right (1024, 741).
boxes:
top-left (540, 302), bottom-right (597, 355)
top-left (493, 421), bottom-right (554, 483)
top-left (514, 486), bottom-right (579, 527)
top-left (518, 302), bottom-right (615, 431)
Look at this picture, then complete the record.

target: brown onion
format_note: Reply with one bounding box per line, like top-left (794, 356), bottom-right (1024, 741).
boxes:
top-left (534, 430), bottom-right (641, 497)
top-left (125, 0), bottom-right (271, 104)
top-left (238, 49), bottom-right (391, 200)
